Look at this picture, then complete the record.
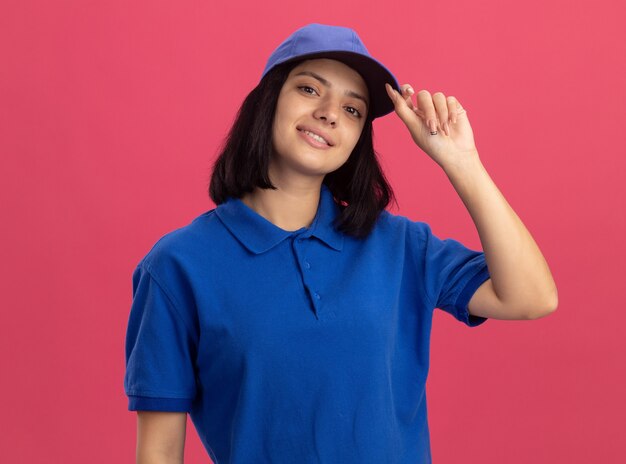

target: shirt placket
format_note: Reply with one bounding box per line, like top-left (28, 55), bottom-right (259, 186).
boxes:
top-left (290, 233), bottom-right (324, 320)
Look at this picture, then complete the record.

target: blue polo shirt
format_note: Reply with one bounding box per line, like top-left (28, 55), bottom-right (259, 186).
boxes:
top-left (124, 183), bottom-right (490, 463)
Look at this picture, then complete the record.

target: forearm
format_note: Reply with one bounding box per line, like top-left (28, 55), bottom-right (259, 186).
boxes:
top-left (443, 152), bottom-right (558, 314)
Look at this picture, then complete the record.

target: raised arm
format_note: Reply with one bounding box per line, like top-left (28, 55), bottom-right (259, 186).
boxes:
top-left (385, 83), bottom-right (558, 320)
top-left (444, 156), bottom-right (558, 320)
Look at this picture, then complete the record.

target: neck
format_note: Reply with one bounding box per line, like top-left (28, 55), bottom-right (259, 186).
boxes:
top-left (241, 181), bottom-right (323, 232)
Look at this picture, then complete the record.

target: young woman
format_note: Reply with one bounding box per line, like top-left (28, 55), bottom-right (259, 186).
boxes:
top-left (124, 23), bottom-right (557, 464)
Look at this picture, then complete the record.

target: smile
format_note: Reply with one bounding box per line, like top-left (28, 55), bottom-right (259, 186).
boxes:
top-left (297, 128), bottom-right (333, 149)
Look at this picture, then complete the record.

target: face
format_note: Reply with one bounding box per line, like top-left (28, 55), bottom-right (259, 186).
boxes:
top-left (269, 58), bottom-right (369, 184)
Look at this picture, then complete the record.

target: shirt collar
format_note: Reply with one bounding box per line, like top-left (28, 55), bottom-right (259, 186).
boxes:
top-left (215, 183), bottom-right (344, 255)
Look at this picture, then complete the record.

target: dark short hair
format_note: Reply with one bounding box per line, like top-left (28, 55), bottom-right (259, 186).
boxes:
top-left (208, 59), bottom-right (397, 239)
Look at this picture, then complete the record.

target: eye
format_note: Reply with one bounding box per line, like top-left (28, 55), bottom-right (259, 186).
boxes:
top-left (345, 106), bottom-right (362, 118)
top-left (298, 85), bottom-right (364, 118)
top-left (298, 85), bottom-right (318, 95)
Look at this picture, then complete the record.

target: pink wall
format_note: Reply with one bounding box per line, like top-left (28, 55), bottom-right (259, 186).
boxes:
top-left (1, 0), bottom-right (624, 462)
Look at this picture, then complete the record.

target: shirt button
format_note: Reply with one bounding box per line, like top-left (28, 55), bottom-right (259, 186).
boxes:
top-left (304, 261), bottom-right (311, 269)
top-left (314, 292), bottom-right (321, 299)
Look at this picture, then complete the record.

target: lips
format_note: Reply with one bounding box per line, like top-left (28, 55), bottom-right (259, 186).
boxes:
top-left (296, 125), bottom-right (334, 146)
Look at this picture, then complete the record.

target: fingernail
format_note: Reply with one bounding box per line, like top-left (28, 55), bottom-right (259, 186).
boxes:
top-left (407, 87), bottom-right (414, 95)
top-left (428, 119), bottom-right (437, 133)
top-left (444, 122), bottom-right (450, 135)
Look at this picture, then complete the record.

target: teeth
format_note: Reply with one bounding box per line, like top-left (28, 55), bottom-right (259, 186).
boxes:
top-left (303, 130), bottom-right (329, 145)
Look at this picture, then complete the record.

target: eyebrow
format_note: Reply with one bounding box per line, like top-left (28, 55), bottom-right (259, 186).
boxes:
top-left (294, 71), bottom-right (369, 110)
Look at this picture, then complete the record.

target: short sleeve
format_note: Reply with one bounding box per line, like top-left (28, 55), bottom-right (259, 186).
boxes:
top-left (416, 222), bottom-right (491, 327)
top-left (124, 263), bottom-right (198, 412)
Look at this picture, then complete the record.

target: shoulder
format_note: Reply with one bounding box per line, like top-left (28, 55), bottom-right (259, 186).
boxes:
top-left (374, 209), bottom-right (434, 241)
top-left (138, 209), bottom-right (219, 275)
top-left (353, 210), bottom-right (436, 260)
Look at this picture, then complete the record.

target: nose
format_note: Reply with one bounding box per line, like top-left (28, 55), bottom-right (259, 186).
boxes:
top-left (313, 99), bottom-right (339, 126)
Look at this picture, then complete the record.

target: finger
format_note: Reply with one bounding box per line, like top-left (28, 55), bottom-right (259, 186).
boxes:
top-left (385, 83), bottom-right (425, 131)
top-left (432, 92), bottom-right (449, 135)
top-left (447, 96), bottom-right (461, 124)
top-left (400, 84), bottom-right (417, 111)
top-left (398, 84), bottom-right (428, 116)
top-left (411, 94), bottom-right (426, 119)
top-left (416, 90), bottom-right (438, 134)
top-left (387, 84), bottom-right (415, 111)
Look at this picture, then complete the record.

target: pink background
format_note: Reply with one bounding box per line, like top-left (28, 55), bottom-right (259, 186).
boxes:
top-left (2, 0), bottom-right (624, 462)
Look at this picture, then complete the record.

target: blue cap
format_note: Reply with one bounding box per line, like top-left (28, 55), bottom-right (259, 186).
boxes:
top-left (261, 23), bottom-right (400, 120)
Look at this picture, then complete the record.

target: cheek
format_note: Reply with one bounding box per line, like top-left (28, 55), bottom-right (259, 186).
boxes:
top-left (272, 103), bottom-right (294, 140)
top-left (337, 136), bottom-right (359, 164)
top-left (348, 126), bottom-right (364, 149)
top-left (270, 126), bottom-right (284, 158)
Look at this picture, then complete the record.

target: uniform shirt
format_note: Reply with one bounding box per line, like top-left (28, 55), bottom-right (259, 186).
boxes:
top-left (124, 183), bottom-right (491, 464)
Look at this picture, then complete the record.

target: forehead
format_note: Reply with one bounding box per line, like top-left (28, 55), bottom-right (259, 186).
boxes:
top-left (289, 58), bottom-right (369, 95)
